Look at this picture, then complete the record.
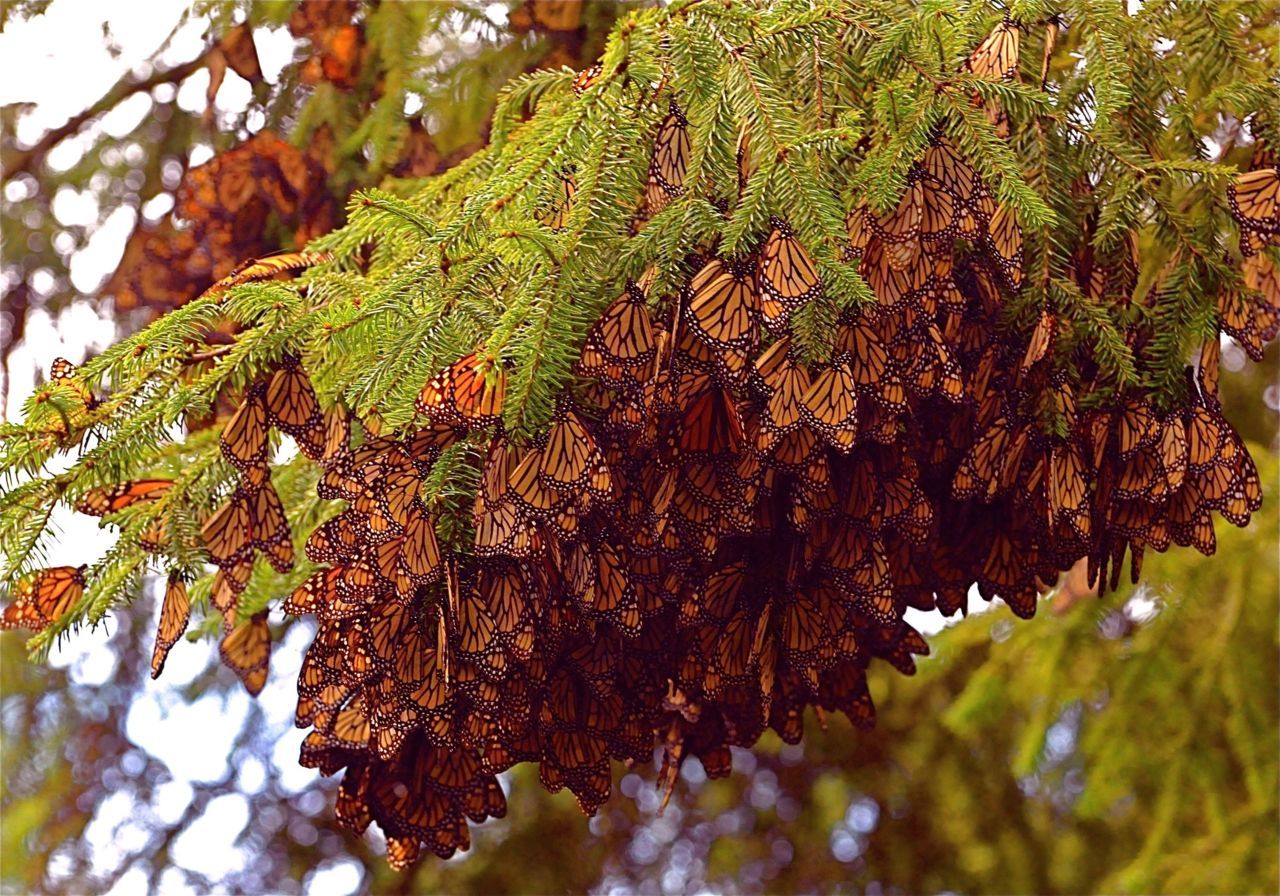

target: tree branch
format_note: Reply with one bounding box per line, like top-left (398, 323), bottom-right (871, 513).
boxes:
top-left (2, 53), bottom-right (208, 181)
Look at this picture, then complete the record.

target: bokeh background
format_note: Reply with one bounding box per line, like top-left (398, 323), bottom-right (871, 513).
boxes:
top-left (2, 2), bottom-right (1277, 894)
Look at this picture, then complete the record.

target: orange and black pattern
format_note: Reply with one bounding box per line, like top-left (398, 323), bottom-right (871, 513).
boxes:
top-left (14, 46), bottom-right (1275, 873)
top-left (198, 356), bottom-right (336, 688)
top-left (280, 129), bottom-right (1269, 867)
top-left (104, 131), bottom-right (336, 314)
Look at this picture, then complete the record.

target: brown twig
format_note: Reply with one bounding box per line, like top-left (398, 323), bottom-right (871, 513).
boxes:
top-left (2, 54), bottom-right (208, 181)
top-left (182, 345), bottom-right (235, 366)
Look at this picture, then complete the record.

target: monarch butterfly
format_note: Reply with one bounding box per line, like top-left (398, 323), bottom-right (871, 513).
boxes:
top-left (536, 168), bottom-right (576, 231)
top-left (1242, 250), bottom-right (1279, 309)
top-left (681, 461), bottom-right (734, 513)
top-left (400, 506), bottom-right (443, 587)
top-left (761, 425), bottom-right (819, 475)
top-left (845, 203), bottom-right (876, 258)
top-left (318, 437), bottom-right (388, 502)
top-left (383, 836), bottom-right (421, 871)
top-left (209, 564), bottom-right (251, 629)
top-left (1048, 442), bottom-right (1090, 532)
top-left (572, 61), bottom-right (602, 96)
top-left (829, 527), bottom-right (892, 596)
top-left (782, 589), bottom-right (832, 664)
top-left (202, 492), bottom-right (253, 567)
top-left (221, 382), bottom-right (270, 471)
top-left (363, 461), bottom-right (421, 538)
top-left (646, 101), bottom-right (690, 214)
top-left (800, 357), bottom-right (858, 450)
top-left (758, 218), bottom-right (822, 323)
top-left (249, 483), bottom-right (293, 575)
top-left (836, 315), bottom-right (907, 411)
top-left (892, 321), bottom-right (964, 402)
top-left (474, 485), bottom-right (535, 558)
top-left (416, 352), bottom-right (506, 426)
top-left (1022, 310), bottom-right (1055, 370)
top-left (283, 567), bottom-right (340, 618)
top-left (539, 408), bottom-right (613, 496)
top-left (302, 693), bottom-right (371, 760)
top-left (206, 250), bottom-right (334, 295)
top-left (1227, 166), bottom-right (1280, 243)
top-left (405, 421), bottom-right (463, 474)
top-left (577, 282), bottom-right (656, 381)
top-left (50, 357), bottom-right (101, 410)
top-left (883, 624), bottom-right (932, 675)
top-left (219, 611), bottom-right (271, 696)
top-left (707, 607), bottom-right (762, 690)
top-left (49, 356), bottom-right (76, 383)
top-left (1154, 414), bottom-right (1189, 496)
top-left (752, 339), bottom-right (811, 434)
top-left (953, 417), bottom-right (1028, 500)
top-left (676, 384), bottom-right (744, 456)
top-left (336, 557), bottom-right (385, 605)
top-left (963, 18), bottom-right (1021, 80)
top-left (331, 764), bottom-right (373, 836)
top-left (872, 177), bottom-right (924, 243)
top-left (926, 256), bottom-right (967, 314)
top-left (1220, 441), bottom-right (1263, 527)
top-left (151, 573), bottom-right (191, 679)
top-left (916, 174), bottom-right (964, 242)
top-left (370, 535), bottom-right (412, 601)
top-left (265, 357), bottom-right (321, 435)
top-left (298, 402), bottom-right (352, 467)
top-left (978, 533), bottom-right (1037, 618)
top-left (0, 565), bottom-right (86, 631)
top-left (1167, 493), bottom-right (1217, 557)
top-left (474, 439), bottom-right (523, 522)
top-left (1218, 284), bottom-right (1280, 362)
top-left (567, 542), bottom-right (641, 636)
top-left (861, 237), bottom-right (929, 310)
top-left (1197, 337), bottom-right (1221, 408)
top-left (306, 512), bottom-right (365, 566)
top-left (922, 139), bottom-right (983, 205)
top-left (676, 321), bottom-right (751, 386)
top-left (294, 625), bottom-right (345, 707)
top-left (453, 586), bottom-right (501, 674)
top-left (75, 479), bottom-right (173, 516)
top-left (476, 563), bottom-right (535, 658)
top-left (881, 470), bottom-right (935, 542)
top-left (201, 482), bottom-right (293, 572)
top-left (507, 446), bottom-right (564, 520)
top-left (684, 257), bottom-right (760, 349)
top-left (1240, 224), bottom-right (1278, 256)
top-left (1115, 398), bottom-right (1158, 459)
top-left (987, 204), bottom-right (1024, 289)
top-left (1184, 403), bottom-right (1225, 472)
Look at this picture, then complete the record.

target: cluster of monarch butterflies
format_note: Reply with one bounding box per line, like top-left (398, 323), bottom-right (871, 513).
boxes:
top-left (200, 354), bottom-right (352, 694)
top-left (289, 0), bottom-right (364, 90)
top-left (1228, 148), bottom-right (1280, 356)
top-left (278, 147), bottom-right (1268, 868)
top-left (106, 130), bottom-right (336, 315)
top-left (4, 16), bottom-right (1276, 871)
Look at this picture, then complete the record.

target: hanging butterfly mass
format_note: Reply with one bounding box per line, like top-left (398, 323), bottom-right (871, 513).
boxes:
top-left (5, 14), bottom-right (1274, 874)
